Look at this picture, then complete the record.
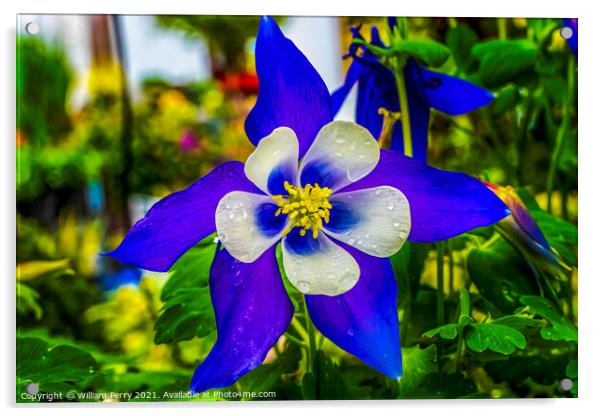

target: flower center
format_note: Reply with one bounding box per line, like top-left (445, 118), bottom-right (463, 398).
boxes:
top-left (272, 181), bottom-right (332, 239)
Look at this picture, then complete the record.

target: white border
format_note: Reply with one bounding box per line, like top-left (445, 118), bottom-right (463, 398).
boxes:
top-left (3, 0), bottom-right (600, 415)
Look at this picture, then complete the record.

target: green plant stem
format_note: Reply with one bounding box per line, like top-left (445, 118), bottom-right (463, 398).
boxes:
top-left (447, 240), bottom-right (455, 295)
top-left (436, 243), bottom-right (445, 326)
top-left (392, 63), bottom-right (414, 157)
top-left (304, 301), bottom-right (316, 373)
top-left (546, 54), bottom-right (575, 212)
top-left (498, 18), bottom-right (507, 40)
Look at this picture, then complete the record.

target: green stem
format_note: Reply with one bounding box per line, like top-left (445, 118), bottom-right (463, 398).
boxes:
top-left (393, 62), bottom-right (414, 157)
top-left (447, 240), bottom-right (455, 295)
top-left (546, 54), bottom-right (575, 212)
top-left (304, 300), bottom-right (316, 373)
top-left (388, 16), bottom-right (413, 158)
top-left (436, 243), bottom-right (445, 326)
top-left (498, 18), bottom-right (507, 40)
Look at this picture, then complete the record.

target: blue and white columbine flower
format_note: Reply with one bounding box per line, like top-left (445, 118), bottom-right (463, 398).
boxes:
top-left (108, 16), bottom-right (509, 393)
top-left (332, 25), bottom-right (494, 161)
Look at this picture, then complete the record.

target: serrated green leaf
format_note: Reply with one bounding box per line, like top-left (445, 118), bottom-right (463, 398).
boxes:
top-left (398, 345), bottom-right (438, 396)
top-left (473, 39), bottom-right (539, 88)
top-left (17, 337), bottom-right (98, 399)
top-left (520, 295), bottom-right (577, 342)
top-left (423, 323), bottom-right (460, 340)
top-left (155, 239), bottom-right (217, 344)
top-left (465, 323), bottom-right (527, 355)
top-left (392, 39), bottom-right (450, 67)
top-left (467, 238), bottom-right (538, 314)
top-left (446, 23), bottom-right (478, 71)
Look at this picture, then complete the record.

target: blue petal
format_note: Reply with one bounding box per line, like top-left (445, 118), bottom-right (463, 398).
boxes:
top-left (190, 246), bottom-right (293, 393)
top-left (325, 200), bottom-right (361, 233)
top-left (106, 162), bottom-right (260, 272)
top-left (564, 18), bottom-right (578, 56)
top-left (255, 202), bottom-right (287, 238)
top-left (245, 16), bottom-right (333, 156)
top-left (267, 164), bottom-right (297, 195)
top-left (306, 244), bottom-right (402, 378)
top-left (408, 60), bottom-right (495, 116)
top-left (331, 60), bottom-right (361, 115)
top-left (356, 63), bottom-right (399, 140)
top-left (283, 227), bottom-right (328, 256)
top-left (342, 149), bottom-right (511, 242)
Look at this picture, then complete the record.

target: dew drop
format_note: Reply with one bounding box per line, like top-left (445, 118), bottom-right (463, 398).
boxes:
top-left (347, 237), bottom-right (356, 245)
top-left (364, 139), bottom-right (372, 146)
top-left (228, 212), bottom-right (235, 220)
top-left (335, 151), bottom-right (343, 158)
top-left (298, 281), bottom-right (310, 293)
top-left (347, 329), bottom-right (355, 336)
top-left (387, 203), bottom-right (395, 211)
top-left (375, 189), bottom-right (382, 196)
top-left (393, 222), bottom-right (401, 228)
top-left (335, 136), bottom-right (346, 144)
top-left (364, 232), bottom-right (371, 239)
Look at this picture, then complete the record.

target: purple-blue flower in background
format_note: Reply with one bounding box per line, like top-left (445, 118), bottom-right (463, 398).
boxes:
top-left (332, 25), bottom-right (494, 162)
top-left (107, 16), bottom-right (509, 393)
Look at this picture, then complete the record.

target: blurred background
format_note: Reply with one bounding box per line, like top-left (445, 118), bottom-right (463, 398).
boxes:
top-left (16, 15), bottom-right (577, 401)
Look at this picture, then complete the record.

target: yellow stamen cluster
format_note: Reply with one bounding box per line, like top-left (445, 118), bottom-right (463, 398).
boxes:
top-left (272, 181), bottom-right (333, 239)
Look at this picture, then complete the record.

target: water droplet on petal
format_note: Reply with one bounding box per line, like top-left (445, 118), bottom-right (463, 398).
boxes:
top-left (393, 222), bottom-right (401, 228)
top-left (347, 237), bottom-right (356, 245)
top-left (364, 232), bottom-right (371, 239)
top-left (297, 281), bottom-right (310, 293)
top-left (387, 203), bottom-right (395, 210)
top-left (347, 329), bottom-right (355, 336)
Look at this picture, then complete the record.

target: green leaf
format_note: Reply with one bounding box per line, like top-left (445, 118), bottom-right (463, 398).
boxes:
top-left (17, 282), bottom-right (43, 320)
top-left (392, 39), bottom-right (451, 67)
top-left (155, 239), bottom-right (217, 344)
top-left (465, 323), bottom-right (527, 355)
top-left (302, 350), bottom-right (350, 400)
top-left (390, 242), bottom-right (429, 305)
top-left (446, 23), bottom-right (478, 71)
top-left (520, 295), bottom-right (578, 342)
top-left (17, 337), bottom-right (99, 399)
top-left (492, 85), bottom-right (520, 116)
top-left (467, 238), bottom-right (538, 314)
top-left (398, 345), bottom-right (438, 396)
top-left (472, 39), bottom-right (539, 88)
top-left (238, 344), bottom-right (302, 396)
top-left (423, 323), bottom-right (460, 340)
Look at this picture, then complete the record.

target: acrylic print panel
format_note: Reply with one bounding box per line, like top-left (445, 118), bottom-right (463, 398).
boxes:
top-left (16, 14), bottom-right (578, 402)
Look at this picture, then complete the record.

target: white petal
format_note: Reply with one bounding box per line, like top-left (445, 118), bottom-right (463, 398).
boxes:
top-left (323, 186), bottom-right (411, 258)
top-left (215, 191), bottom-right (286, 263)
top-left (282, 231), bottom-right (360, 296)
top-left (244, 127), bottom-right (299, 195)
top-left (299, 121), bottom-right (380, 192)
